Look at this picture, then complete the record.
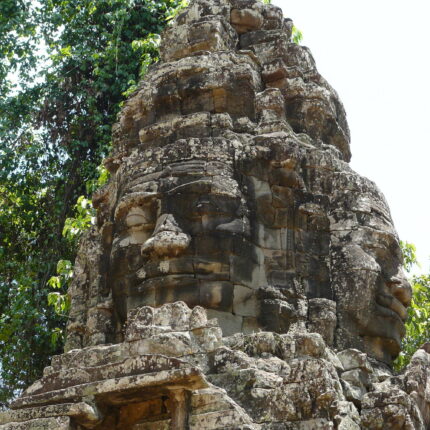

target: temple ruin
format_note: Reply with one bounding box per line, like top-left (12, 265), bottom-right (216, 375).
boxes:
top-left (1, 0), bottom-right (429, 428)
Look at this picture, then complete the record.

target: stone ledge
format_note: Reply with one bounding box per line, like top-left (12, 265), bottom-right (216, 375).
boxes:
top-left (12, 367), bottom-right (208, 410)
top-left (0, 416), bottom-right (71, 430)
top-left (23, 355), bottom-right (188, 397)
top-left (0, 403), bottom-right (100, 428)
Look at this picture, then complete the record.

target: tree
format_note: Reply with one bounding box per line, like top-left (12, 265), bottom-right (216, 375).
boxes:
top-left (394, 242), bottom-right (430, 371)
top-left (0, 0), bottom-right (183, 406)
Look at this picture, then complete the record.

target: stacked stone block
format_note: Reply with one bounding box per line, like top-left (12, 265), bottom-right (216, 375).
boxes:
top-left (1, 0), bottom-right (429, 428)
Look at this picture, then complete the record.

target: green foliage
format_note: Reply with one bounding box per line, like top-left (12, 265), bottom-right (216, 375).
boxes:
top-left (0, 0), bottom-right (182, 406)
top-left (292, 25), bottom-right (303, 44)
top-left (400, 240), bottom-right (419, 273)
top-left (62, 196), bottom-right (96, 240)
top-left (47, 192), bottom-right (97, 333)
top-left (47, 260), bottom-right (72, 319)
top-left (85, 164), bottom-right (111, 195)
top-left (166, 0), bottom-right (189, 22)
top-left (394, 242), bottom-right (430, 371)
top-left (124, 33), bottom-right (162, 99)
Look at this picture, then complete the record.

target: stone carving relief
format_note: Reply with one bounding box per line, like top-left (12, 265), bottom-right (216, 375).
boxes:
top-left (1, 0), bottom-right (427, 429)
top-left (64, 0), bottom-right (411, 367)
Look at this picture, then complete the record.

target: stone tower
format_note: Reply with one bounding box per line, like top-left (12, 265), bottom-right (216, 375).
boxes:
top-left (1, 1), bottom-right (429, 428)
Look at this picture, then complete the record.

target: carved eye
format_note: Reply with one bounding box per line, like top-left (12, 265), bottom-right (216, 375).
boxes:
top-left (125, 207), bottom-right (153, 228)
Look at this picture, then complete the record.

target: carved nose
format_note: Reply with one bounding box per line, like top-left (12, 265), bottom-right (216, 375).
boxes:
top-left (388, 271), bottom-right (412, 308)
top-left (141, 214), bottom-right (190, 258)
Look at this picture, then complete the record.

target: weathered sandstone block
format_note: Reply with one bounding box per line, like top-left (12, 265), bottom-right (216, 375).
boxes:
top-left (2, 0), bottom-right (429, 428)
top-left (2, 303), bottom-right (430, 429)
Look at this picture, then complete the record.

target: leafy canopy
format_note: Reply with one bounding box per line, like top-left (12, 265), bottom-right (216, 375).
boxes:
top-left (0, 0), bottom-right (182, 406)
top-left (394, 242), bottom-right (430, 371)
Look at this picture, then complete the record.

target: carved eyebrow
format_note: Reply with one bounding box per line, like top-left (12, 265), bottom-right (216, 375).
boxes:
top-left (166, 180), bottom-right (212, 195)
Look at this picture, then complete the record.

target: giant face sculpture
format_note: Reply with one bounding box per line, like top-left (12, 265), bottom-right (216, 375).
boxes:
top-left (102, 132), bottom-right (411, 365)
top-left (108, 145), bottom-right (257, 337)
top-left (66, 0), bottom-right (411, 365)
top-left (106, 133), bottom-right (334, 340)
top-left (330, 181), bottom-right (411, 363)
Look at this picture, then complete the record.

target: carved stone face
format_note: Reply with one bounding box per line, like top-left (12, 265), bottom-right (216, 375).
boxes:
top-left (107, 137), bottom-right (334, 339)
top-left (108, 153), bottom-right (257, 337)
top-left (105, 137), bottom-right (411, 365)
top-left (67, 0), bottom-right (410, 365)
top-left (331, 185), bottom-right (412, 363)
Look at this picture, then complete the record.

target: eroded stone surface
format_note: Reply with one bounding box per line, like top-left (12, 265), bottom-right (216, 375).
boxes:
top-left (64, 0), bottom-right (411, 368)
top-left (2, 0), bottom-right (428, 428)
top-left (2, 303), bottom-right (430, 429)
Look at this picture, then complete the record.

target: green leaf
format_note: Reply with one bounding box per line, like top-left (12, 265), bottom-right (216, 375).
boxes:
top-left (0, 0), bottom-right (184, 403)
top-left (47, 276), bottom-right (61, 289)
top-left (56, 259), bottom-right (72, 274)
top-left (59, 45), bottom-right (72, 57)
top-left (292, 26), bottom-right (303, 45)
